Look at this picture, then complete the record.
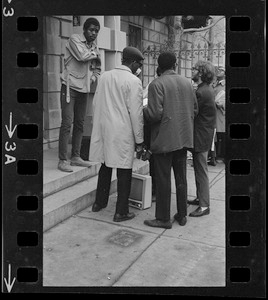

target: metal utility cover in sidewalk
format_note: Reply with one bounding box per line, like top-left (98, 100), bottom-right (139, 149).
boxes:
top-left (107, 230), bottom-right (143, 247)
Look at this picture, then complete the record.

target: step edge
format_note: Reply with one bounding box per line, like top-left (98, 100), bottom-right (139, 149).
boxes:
top-left (43, 180), bottom-right (117, 232)
top-left (43, 163), bottom-right (101, 198)
top-left (43, 176), bottom-right (100, 215)
top-left (44, 171), bottom-right (118, 215)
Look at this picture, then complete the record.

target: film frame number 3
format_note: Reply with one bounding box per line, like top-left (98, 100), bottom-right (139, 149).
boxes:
top-left (3, 0), bottom-right (15, 17)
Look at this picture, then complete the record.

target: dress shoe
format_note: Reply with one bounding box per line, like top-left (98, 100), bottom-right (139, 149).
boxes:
top-left (208, 159), bottom-right (217, 166)
top-left (216, 157), bottom-right (225, 164)
top-left (113, 212), bottom-right (135, 222)
top-left (144, 219), bottom-right (172, 229)
top-left (173, 213), bottom-right (187, 226)
top-left (70, 156), bottom-right (92, 167)
top-left (58, 160), bottom-right (73, 172)
top-left (189, 206), bottom-right (210, 217)
top-left (187, 198), bottom-right (199, 206)
top-left (92, 202), bottom-right (105, 212)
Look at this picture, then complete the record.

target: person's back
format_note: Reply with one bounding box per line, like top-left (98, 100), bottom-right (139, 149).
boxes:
top-left (146, 70), bottom-right (196, 153)
top-left (89, 46), bottom-right (145, 223)
top-left (90, 54), bottom-right (144, 170)
top-left (95, 67), bottom-right (142, 135)
top-left (143, 51), bottom-right (197, 229)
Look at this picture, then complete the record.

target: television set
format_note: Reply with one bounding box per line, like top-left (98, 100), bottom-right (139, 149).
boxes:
top-left (129, 173), bottom-right (152, 210)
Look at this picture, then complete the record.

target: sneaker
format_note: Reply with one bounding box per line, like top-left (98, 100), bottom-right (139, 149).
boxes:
top-left (70, 156), bottom-right (91, 167)
top-left (58, 160), bottom-right (73, 173)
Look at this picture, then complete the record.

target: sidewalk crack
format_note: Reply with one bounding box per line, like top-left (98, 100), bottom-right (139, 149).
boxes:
top-left (111, 228), bottom-right (169, 286)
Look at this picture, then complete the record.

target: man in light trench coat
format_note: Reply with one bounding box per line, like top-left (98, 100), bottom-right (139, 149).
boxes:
top-left (89, 46), bottom-right (145, 222)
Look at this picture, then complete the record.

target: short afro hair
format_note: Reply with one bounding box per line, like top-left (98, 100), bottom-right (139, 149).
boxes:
top-left (83, 18), bottom-right (100, 31)
top-left (157, 52), bottom-right (177, 71)
top-left (194, 60), bottom-right (216, 84)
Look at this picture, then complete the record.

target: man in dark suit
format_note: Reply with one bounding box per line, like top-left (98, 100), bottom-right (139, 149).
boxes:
top-left (143, 52), bottom-right (198, 229)
top-left (188, 60), bottom-right (217, 217)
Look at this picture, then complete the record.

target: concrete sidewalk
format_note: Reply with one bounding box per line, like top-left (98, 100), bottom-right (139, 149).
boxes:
top-left (43, 160), bottom-right (225, 287)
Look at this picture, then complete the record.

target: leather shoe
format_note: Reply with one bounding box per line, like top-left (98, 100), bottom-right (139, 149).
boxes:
top-left (189, 206), bottom-right (210, 217)
top-left (113, 212), bottom-right (135, 222)
top-left (208, 159), bottom-right (217, 166)
top-left (187, 198), bottom-right (199, 205)
top-left (174, 213), bottom-right (187, 226)
top-left (92, 202), bottom-right (105, 212)
top-left (144, 219), bottom-right (172, 229)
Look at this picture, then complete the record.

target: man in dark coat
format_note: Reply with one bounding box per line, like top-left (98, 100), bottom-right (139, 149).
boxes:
top-left (143, 52), bottom-right (198, 229)
top-left (188, 60), bottom-right (217, 217)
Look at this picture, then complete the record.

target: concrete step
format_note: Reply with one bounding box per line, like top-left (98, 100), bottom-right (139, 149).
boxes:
top-left (43, 159), bottom-right (150, 232)
top-left (43, 172), bottom-right (117, 232)
top-left (43, 146), bottom-right (150, 199)
top-left (43, 146), bottom-right (101, 198)
top-left (43, 162), bottom-right (100, 198)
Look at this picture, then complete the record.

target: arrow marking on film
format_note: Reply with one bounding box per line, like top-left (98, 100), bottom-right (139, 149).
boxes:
top-left (5, 112), bottom-right (17, 139)
top-left (4, 264), bottom-right (16, 293)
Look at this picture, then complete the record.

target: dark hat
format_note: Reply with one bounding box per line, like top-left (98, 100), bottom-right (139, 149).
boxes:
top-left (158, 52), bottom-right (177, 70)
top-left (122, 46), bottom-right (144, 61)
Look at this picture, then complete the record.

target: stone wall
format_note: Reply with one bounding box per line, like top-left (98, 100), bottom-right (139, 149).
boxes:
top-left (43, 16), bottom-right (73, 149)
top-left (120, 16), bottom-right (169, 88)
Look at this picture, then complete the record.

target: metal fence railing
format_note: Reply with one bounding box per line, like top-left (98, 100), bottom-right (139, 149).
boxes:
top-left (142, 42), bottom-right (225, 86)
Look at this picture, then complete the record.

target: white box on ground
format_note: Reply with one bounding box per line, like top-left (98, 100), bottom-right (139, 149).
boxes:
top-left (129, 173), bottom-right (152, 210)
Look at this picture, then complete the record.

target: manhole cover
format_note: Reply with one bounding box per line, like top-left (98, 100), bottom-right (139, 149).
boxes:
top-left (107, 229), bottom-right (142, 247)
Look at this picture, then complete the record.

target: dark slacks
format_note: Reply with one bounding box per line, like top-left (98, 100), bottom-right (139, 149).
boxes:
top-left (216, 132), bottom-right (225, 159)
top-left (58, 84), bottom-right (88, 160)
top-left (192, 151), bottom-right (210, 207)
top-left (154, 149), bottom-right (187, 222)
top-left (144, 122), bottom-right (156, 194)
top-left (95, 163), bottom-right (132, 215)
top-left (149, 155), bottom-right (155, 194)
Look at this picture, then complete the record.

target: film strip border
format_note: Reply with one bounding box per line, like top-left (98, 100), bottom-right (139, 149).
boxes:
top-left (226, 14), bottom-right (265, 292)
top-left (3, 5), bottom-right (43, 292)
top-left (2, 2), bottom-right (265, 296)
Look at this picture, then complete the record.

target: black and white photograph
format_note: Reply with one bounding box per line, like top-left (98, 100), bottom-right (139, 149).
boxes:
top-left (2, 0), bottom-right (265, 296)
top-left (42, 14), bottom-right (226, 287)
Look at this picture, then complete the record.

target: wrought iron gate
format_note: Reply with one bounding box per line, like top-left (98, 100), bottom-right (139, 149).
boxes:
top-left (142, 42), bottom-right (225, 85)
top-left (178, 42), bottom-right (225, 80)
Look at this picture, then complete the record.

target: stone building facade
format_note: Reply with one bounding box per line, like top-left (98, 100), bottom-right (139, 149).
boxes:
top-left (43, 15), bottom-right (225, 150)
top-left (43, 16), bottom-right (171, 150)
